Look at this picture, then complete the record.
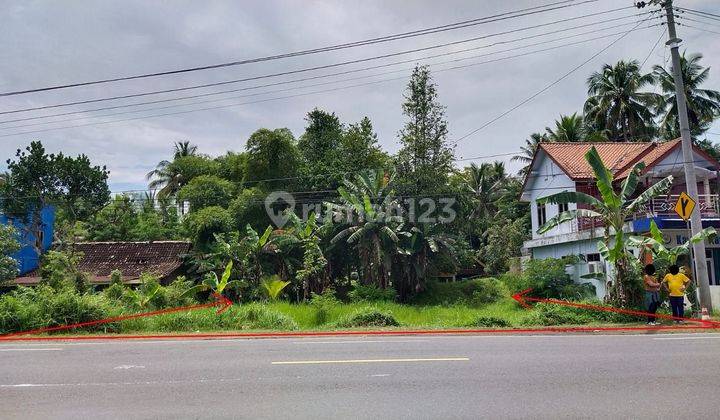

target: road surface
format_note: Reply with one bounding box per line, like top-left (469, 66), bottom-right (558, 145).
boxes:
top-left (1, 332), bottom-right (719, 419)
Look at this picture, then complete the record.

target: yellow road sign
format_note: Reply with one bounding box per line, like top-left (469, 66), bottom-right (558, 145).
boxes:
top-left (674, 191), bottom-right (696, 221)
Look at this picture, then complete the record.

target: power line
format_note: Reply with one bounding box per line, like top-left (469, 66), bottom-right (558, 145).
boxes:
top-left (0, 0), bottom-right (603, 97)
top-left (0, 26), bottom-right (659, 139)
top-left (640, 28), bottom-right (666, 70)
top-left (679, 24), bottom-right (720, 36)
top-left (0, 15), bottom-right (651, 127)
top-left (453, 16), bottom-right (652, 144)
top-left (0, 25), bottom-right (659, 133)
top-left (677, 16), bottom-right (720, 29)
top-left (0, 5), bottom-right (643, 115)
top-left (675, 6), bottom-right (720, 21)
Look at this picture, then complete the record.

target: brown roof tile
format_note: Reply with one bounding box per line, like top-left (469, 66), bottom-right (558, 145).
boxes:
top-left (13, 241), bottom-right (191, 285)
top-left (539, 141), bottom-right (654, 180)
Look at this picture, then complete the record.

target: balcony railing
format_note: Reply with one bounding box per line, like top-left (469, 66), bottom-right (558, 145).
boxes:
top-left (572, 194), bottom-right (720, 233)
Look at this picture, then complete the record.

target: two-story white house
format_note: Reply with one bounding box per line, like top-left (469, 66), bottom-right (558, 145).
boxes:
top-left (520, 138), bottom-right (720, 304)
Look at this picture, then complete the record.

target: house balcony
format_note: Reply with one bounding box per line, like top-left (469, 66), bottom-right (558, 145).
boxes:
top-left (572, 194), bottom-right (720, 233)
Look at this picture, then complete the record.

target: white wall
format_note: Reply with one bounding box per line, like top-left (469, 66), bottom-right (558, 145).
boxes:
top-left (524, 152), bottom-right (577, 240)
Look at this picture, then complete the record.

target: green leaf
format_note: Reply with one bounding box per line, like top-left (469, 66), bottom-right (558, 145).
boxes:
top-left (626, 175), bottom-right (673, 213)
top-left (537, 191), bottom-right (603, 208)
top-left (585, 146), bottom-right (620, 209)
top-left (536, 209), bottom-right (602, 234)
top-left (259, 225), bottom-right (273, 246)
top-left (180, 284), bottom-right (208, 299)
top-left (620, 162), bottom-right (646, 201)
top-left (689, 227), bottom-right (717, 245)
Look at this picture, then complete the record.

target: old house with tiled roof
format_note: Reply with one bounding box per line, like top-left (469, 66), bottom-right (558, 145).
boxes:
top-left (14, 241), bottom-right (191, 286)
top-left (520, 138), bottom-right (720, 303)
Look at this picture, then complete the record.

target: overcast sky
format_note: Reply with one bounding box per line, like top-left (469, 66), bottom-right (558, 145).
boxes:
top-left (2, 0), bottom-right (720, 191)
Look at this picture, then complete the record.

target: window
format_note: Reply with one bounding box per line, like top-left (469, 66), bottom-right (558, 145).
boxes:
top-left (536, 202), bottom-right (547, 226)
top-left (558, 202), bottom-right (569, 214)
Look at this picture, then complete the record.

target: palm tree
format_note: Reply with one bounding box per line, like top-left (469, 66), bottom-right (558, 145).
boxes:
top-left (393, 223), bottom-right (455, 300)
top-left (327, 170), bottom-right (402, 289)
top-left (464, 162), bottom-right (506, 221)
top-left (537, 147), bottom-right (673, 307)
top-left (146, 141), bottom-right (198, 198)
top-left (584, 60), bottom-right (659, 141)
top-left (512, 133), bottom-right (546, 176)
top-left (545, 113), bottom-right (585, 142)
top-left (653, 52), bottom-right (720, 139)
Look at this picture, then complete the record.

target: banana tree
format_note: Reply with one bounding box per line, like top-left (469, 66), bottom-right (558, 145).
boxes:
top-left (260, 275), bottom-right (291, 301)
top-left (327, 170), bottom-right (402, 289)
top-left (628, 219), bottom-right (716, 265)
top-left (537, 146), bottom-right (673, 307)
top-left (182, 260), bottom-right (242, 298)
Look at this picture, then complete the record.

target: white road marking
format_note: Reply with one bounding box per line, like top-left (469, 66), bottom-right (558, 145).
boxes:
top-left (291, 339), bottom-right (429, 344)
top-left (653, 336), bottom-right (720, 340)
top-left (113, 365), bottom-right (146, 370)
top-left (271, 357), bottom-right (469, 365)
top-left (0, 348), bottom-right (62, 352)
top-left (371, 374), bottom-right (391, 377)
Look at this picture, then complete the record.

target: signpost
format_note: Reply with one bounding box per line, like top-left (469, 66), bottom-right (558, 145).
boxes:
top-left (675, 192), bottom-right (701, 309)
top-left (674, 192), bottom-right (695, 222)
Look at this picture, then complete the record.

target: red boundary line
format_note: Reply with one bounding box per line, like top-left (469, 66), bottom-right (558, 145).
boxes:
top-left (0, 324), bottom-right (715, 342)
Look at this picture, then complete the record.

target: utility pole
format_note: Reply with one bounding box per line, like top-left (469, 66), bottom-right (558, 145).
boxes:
top-left (641, 0), bottom-right (713, 312)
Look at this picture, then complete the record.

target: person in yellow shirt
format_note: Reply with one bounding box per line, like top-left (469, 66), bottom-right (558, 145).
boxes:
top-left (662, 264), bottom-right (690, 323)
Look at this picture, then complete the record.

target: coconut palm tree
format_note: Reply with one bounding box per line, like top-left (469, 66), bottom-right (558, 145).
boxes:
top-left (512, 133), bottom-right (546, 176)
top-left (652, 52), bottom-right (720, 139)
top-left (537, 146), bottom-right (673, 307)
top-left (464, 161), bottom-right (506, 221)
top-left (146, 141), bottom-right (199, 198)
top-left (584, 60), bottom-right (659, 142)
top-left (545, 113), bottom-right (585, 142)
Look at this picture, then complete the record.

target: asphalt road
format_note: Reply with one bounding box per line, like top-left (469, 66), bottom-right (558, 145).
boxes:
top-left (1, 333), bottom-right (719, 419)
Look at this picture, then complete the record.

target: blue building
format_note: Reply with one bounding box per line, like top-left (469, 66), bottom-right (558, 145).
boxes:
top-left (0, 206), bottom-right (55, 275)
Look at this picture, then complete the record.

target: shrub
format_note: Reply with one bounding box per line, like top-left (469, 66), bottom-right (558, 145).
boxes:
top-left (474, 316), bottom-right (512, 328)
top-left (500, 272), bottom-right (535, 294)
top-left (334, 308), bottom-right (400, 328)
top-left (109, 269), bottom-right (123, 286)
top-left (469, 278), bottom-right (503, 305)
top-left (311, 288), bottom-right (340, 326)
top-left (411, 278), bottom-right (502, 306)
top-left (165, 276), bottom-right (196, 307)
top-left (348, 282), bottom-right (396, 302)
top-left (522, 303), bottom-right (595, 326)
top-left (103, 282), bottom-right (126, 300)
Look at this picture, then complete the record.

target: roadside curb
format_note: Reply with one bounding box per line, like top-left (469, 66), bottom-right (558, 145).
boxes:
top-left (1, 323), bottom-right (717, 342)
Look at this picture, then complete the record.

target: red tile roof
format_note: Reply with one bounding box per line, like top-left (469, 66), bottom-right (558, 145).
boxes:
top-left (13, 241), bottom-right (190, 285)
top-left (539, 141), bottom-right (655, 180)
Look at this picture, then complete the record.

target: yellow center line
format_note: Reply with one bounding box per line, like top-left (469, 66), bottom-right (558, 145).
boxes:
top-left (271, 357), bottom-right (469, 365)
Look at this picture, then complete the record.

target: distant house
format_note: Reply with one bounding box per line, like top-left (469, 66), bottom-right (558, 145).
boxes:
top-left (14, 241), bottom-right (191, 286)
top-left (520, 139), bottom-right (720, 304)
top-left (0, 206), bottom-right (55, 275)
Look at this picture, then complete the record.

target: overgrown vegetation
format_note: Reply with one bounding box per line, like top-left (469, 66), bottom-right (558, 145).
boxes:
top-left (1, 52), bottom-right (719, 333)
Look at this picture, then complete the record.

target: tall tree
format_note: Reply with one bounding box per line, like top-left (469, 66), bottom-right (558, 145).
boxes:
top-left (146, 141), bottom-right (208, 198)
top-left (340, 117), bottom-right (389, 172)
top-left (1, 141), bottom-right (110, 254)
top-left (395, 65), bottom-right (454, 196)
top-left (545, 113), bottom-right (585, 142)
top-left (298, 109), bottom-right (344, 190)
top-left (653, 52), bottom-right (720, 140)
top-left (584, 60), bottom-right (658, 141)
top-left (245, 128), bottom-right (300, 190)
top-left (512, 133), bottom-right (546, 176)
top-left (0, 224), bottom-right (20, 284)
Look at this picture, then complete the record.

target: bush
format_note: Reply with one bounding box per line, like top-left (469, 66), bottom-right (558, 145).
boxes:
top-left (474, 316), bottom-right (512, 328)
top-left (310, 288), bottom-right (340, 326)
top-left (499, 272), bottom-right (534, 294)
top-left (0, 285), bottom-right (116, 334)
top-left (334, 308), bottom-right (400, 328)
top-left (411, 278), bottom-right (502, 306)
top-left (103, 282), bottom-right (126, 300)
top-left (522, 303), bottom-right (594, 326)
top-left (348, 283), bottom-right (396, 302)
top-left (503, 258), bottom-right (595, 300)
